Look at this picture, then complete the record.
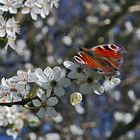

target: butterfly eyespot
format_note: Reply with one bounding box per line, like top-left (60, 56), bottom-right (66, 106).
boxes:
top-left (108, 44), bottom-right (116, 50)
top-left (111, 45), bottom-right (116, 49)
top-left (111, 44), bottom-right (122, 52)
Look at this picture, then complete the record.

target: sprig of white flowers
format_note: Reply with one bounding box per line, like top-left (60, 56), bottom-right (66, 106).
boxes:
top-left (0, 62), bottom-right (121, 139)
top-left (0, 105), bottom-right (39, 139)
top-left (0, 0), bottom-right (59, 51)
top-left (0, 63), bottom-right (121, 106)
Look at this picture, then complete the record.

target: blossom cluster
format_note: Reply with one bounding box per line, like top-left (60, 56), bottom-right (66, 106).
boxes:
top-left (0, 0), bottom-right (59, 51)
top-left (0, 62), bottom-right (121, 115)
top-left (0, 105), bottom-right (39, 139)
top-left (0, 61), bottom-right (121, 139)
top-left (64, 61), bottom-right (120, 93)
top-left (0, 66), bottom-right (70, 112)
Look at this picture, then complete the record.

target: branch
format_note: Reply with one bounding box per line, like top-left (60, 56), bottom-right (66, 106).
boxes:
top-left (107, 109), bottom-right (140, 140)
top-left (0, 97), bottom-right (37, 107)
top-left (84, 0), bottom-right (139, 48)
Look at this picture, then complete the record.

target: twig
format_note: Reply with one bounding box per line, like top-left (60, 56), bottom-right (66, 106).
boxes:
top-left (0, 96), bottom-right (37, 107)
top-left (84, 0), bottom-right (139, 48)
top-left (107, 109), bottom-right (140, 140)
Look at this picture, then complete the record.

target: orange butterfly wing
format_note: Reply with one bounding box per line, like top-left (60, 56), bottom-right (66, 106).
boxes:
top-left (74, 52), bottom-right (115, 74)
top-left (75, 44), bottom-right (124, 75)
top-left (91, 44), bottom-right (123, 60)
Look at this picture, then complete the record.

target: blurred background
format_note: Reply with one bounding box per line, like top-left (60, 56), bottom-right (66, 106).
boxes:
top-left (0, 0), bottom-right (140, 140)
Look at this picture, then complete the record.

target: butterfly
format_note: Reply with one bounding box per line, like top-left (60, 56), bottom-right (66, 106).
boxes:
top-left (74, 44), bottom-right (125, 76)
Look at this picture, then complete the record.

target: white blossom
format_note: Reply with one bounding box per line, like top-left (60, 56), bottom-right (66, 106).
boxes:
top-left (35, 66), bottom-right (71, 97)
top-left (103, 77), bottom-right (121, 91)
top-left (79, 68), bottom-right (104, 95)
top-left (74, 104), bottom-right (85, 114)
top-left (63, 61), bottom-right (85, 81)
top-left (9, 69), bottom-right (37, 84)
top-left (46, 133), bottom-right (60, 140)
top-left (0, 16), bottom-right (20, 51)
top-left (6, 118), bottom-right (24, 139)
top-left (0, 106), bottom-right (23, 139)
top-left (70, 124), bottom-right (83, 135)
top-left (53, 113), bottom-right (63, 123)
top-left (21, 0), bottom-right (42, 20)
top-left (0, 78), bottom-right (29, 101)
top-left (0, 106), bottom-right (19, 127)
top-left (15, 39), bottom-right (31, 60)
top-left (48, 0), bottom-right (59, 8)
top-left (0, 0), bottom-right (23, 14)
top-left (0, 16), bottom-right (20, 38)
top-left (0, 105), bottom-right (39, 139)
top-left (39, 0), bottom-right (50, 19)
top-left (62, 35), bottom-right (72, 46)
top-left (33, 89), bottom-right (58, 118)
top-left (4, 36), bottom-right (16, 51)
top-left (114, 112), bottom-right (134, 124)
top-left (64, 61), bottom-right (107, 95)
top-left (21, 0), bottom-right (59, 20)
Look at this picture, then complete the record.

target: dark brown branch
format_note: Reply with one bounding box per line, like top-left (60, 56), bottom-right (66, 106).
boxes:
top-left (0, 97), bottom-right (37, 107)
top-left (84, 0), bottom-right (139, 48)
top-left (107, 109), bottom-right (140, 140)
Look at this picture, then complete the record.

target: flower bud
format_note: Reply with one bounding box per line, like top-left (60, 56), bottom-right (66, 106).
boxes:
top-left (70, 92), bottom-right (82, 106)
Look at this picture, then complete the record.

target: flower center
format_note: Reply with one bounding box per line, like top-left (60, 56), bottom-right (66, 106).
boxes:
top-left (87, 77), bottom-right (93, 83)
top-left (76, 67), bottom-right (83, 73)
top-left (51, 80), bottom-right (57, 87)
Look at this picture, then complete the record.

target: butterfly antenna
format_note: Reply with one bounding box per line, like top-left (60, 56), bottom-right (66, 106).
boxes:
top-left (123, 48), bottom-right (127, 54)
top-left (79, 46), bottom-right (90, 54)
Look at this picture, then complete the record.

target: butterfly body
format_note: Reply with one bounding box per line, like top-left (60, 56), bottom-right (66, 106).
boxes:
top-left (74, 44), bottom-right (124, 75)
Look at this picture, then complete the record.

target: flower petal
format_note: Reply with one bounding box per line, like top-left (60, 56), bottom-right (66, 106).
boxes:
top-left (9, 7), bottom-right (17, 14)
top-left (53, 66), bottom-right (61, 80)
top-left (54, 86), bottom-right (65, 96)
top-left (31, 10), bottom-right (37, 20)
top-left (37, 88), bottom-right (44, 98)
top-left (80, 83), bottom-right (92, 94)
top-left (0, 28), bottom-right (6, 37)
top-left (44, 67), bottom-right (54, 80)
top-left (40, 94), bottom-right (47, 102)
top-left (35, 68), bottom-right (47, 82)
top-left (37, 107), bottom-right (46, 118)
top-left (0, 15), bottom-right (5, 24)
top-left (32, 99), bottom-right (41, 107)
top-left (1, 78), bottom-right (9, 89)
top-left (0, 0), bottom-right (7, 5)
top-left (39, 82), bottom-right (50, 90)
top-left (63, 61), bottom-right (76, 70)
top-left (58, 78), bottom-right (71, 87)
top-left (21, 7), bottom-right (30, 14)
top-left (46, 87), bottom-right (52, 98)
top-left (47, 97), bottom-right (58, 106)
top-left (68, 70), bottom-right (77, 79)
top-left (94, 85), bottom-right (104, 95)
top-left (110, 78), bottom-right (121, 86)
top-left (76, 73), bottom-right (86, 82)
top-left (46, 107), bottom-right (57, 117)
